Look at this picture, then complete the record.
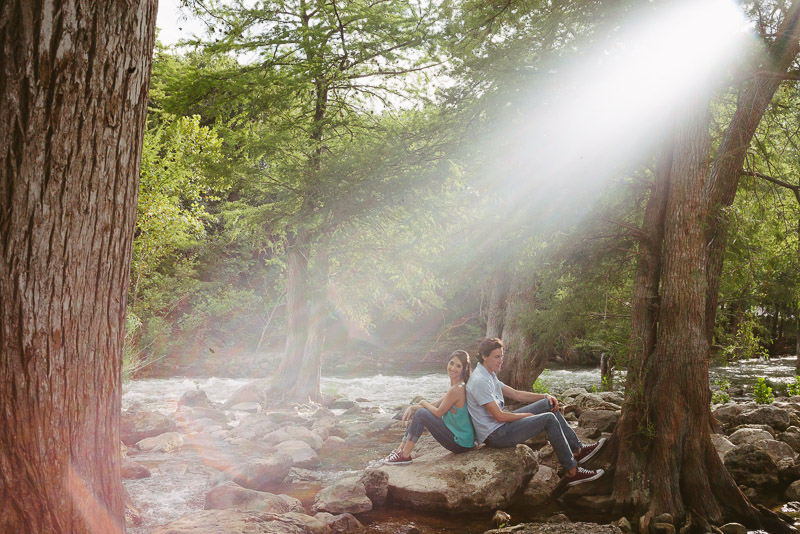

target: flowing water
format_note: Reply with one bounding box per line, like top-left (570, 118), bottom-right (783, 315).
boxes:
top-left (122, 356), bottom-right (800, 533)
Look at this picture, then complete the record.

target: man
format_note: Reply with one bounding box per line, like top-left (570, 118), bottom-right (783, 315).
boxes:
top-left (466, 338), bottom-right (605, 486)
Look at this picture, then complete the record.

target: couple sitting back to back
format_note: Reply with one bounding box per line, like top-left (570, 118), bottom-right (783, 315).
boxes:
top-left (382, 338), bottom-right (605, 487)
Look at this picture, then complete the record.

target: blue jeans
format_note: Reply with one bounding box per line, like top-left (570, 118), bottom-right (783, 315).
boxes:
top-left (484, 399), bottom-right (579, 470)
top-left (403, 408), bottom-right (473, 454)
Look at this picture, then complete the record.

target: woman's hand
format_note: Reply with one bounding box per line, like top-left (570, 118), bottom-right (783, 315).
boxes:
top-left (402, 404), bottom-right (419, 424)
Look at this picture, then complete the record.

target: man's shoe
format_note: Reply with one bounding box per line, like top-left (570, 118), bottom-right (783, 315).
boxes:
top-left (564, 467), bottom-right (604, 487)
top-left (574, 437), bottom-right (606, 465)
top-left (381, 451), bottom-right (412, 465)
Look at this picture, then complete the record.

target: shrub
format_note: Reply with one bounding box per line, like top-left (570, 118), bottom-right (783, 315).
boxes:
top-left (532, 369), bottom-right (551, 394)
top-left (754, 377), bottom-right (774, 404)
top-left (711, 379), bottom-right (731, 404)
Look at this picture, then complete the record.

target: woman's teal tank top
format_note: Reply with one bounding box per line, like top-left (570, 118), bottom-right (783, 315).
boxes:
top-left (443, 404), bottom-right (475, 448)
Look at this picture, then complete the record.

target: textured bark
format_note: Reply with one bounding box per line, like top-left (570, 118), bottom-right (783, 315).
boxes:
top-left (275, 233), bottom-right (310, 389)
top-left (0, 1), bottom-right (157, 532)
top-left (498, 272), bottom-right (537, 390)
top-left (484, 269), bottom-right (510, 339)
top-left (704, 1), bottom-right (800, 347)
top-left (289, 249), bottom-right (329, 403)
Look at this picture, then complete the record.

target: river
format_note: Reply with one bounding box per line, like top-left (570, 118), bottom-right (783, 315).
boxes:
top-left (122, 356), bottom-right (799, 533)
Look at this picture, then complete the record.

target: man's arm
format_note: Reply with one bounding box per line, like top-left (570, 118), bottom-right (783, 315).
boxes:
top-left (502, 385), bottom-right (559, 410)
top-left (484, 400), bottom-right (531, 422)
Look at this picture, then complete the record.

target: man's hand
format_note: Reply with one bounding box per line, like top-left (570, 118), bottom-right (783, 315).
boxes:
top-left (545, 394), bottom-right (559, 412)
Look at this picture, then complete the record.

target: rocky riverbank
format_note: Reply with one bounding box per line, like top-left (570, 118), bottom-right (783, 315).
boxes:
top-left (120, 382), bottom-right (800, 533)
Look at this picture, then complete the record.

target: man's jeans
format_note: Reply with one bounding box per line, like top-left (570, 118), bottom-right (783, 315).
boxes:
top-left (403, 408), bottom-right (473, 453)
top-left (484, 398), bottom-right (579, 470)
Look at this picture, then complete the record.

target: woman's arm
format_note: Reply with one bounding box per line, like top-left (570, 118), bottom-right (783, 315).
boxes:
top-left (418, 385), bottom-right (463, 418)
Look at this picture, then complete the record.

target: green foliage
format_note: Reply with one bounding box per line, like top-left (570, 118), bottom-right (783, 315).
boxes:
top-left (711, 379), bottom-right (731, 405)
top-left (786, 376), bottom-right (800, 397)
top-left (716, 310), bottom-right (770, 363)
top-left (532, 369), bottom-right (551, 394)
top-left (754, 377), bottom-right (775, 405)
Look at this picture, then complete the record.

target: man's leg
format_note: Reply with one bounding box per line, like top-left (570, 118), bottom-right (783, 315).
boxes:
top-left (513, 398), bottom-right (581, 452)
top-left (484, 412), bottom-right (577, 471)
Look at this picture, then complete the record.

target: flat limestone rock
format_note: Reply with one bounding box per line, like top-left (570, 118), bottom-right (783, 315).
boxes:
top-left (152, 509), bottom-right (330, 534)
top-left (371, 444), bottom-right (537, 512)
top-left (485, 522), bottom-right (623, 533)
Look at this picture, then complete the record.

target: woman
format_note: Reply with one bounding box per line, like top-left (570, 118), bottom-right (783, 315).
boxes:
top-left (381, 350), bottom-right (475, 464)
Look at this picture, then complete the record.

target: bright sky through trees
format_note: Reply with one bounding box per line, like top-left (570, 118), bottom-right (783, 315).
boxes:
top-left (485, 0), bottom-right (752, 229)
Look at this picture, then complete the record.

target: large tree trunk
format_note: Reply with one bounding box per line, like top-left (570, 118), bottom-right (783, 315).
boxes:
top-left (0, 2), bottom-right (156, 532)
top-left (498, 271), bottom-right (538, 390)
top-left (289, 249), bottom-right (329, 403)
top-left (275, 232), bottom-right (310, 389)
top-left (604, 98), bottom-right (780, 533)
top-left (484, 268), bottom-right (510, 339)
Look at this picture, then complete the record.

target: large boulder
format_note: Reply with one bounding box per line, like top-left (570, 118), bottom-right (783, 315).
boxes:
top-left (724, 443), bottom-right (779, 489)
top-left (713, 404), bottom-right (791, 433)
top-left (227, 413), bottom-right (280, 441)
top-left (312, 476), bottom-right (372, 515)
top-left (313, 512), bottom-right (363, 534)
top-left (711, 434), bottom-right (735, 462)
top-left (120, 409), bottom-right (177, 446)
top-left (485, 522), bottom-right (623, 534)
top-left (204, 481), bottom-right (304, 513)
top-left (136, 432), bottom-right (184, 453)
top-left (370, 444), bottom-right (537, 512)
top-left (151, 510), bottom-right (330, 534)
top-left (275, 440), bottom-right (321, 469)
top-left (778, 426), bottom-right (800, 453)
top-left (222, 378), bottom-right (272, 409)
top-left (226, 455), bottom-right (294, 491)
top-left (121, 458), bottom-right (151, 479)
top-left (577, 410), bottom-right (619, 433)
top-left (178, 389), bottom-right (215, 409)
top-left (521, 465), bottom-right (559, 506)
top-left (728, 428), bottom-right (773, 446)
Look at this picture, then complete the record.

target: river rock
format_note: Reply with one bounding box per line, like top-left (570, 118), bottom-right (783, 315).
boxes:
top-left (360, 469), bottom-right (389, 507)
top-left (577, 409), bottom-right (619, 432)
top-left (313, 512), bottom-right (363, 533)
top-left (230, 402), bottom-right (262, 413)
top-left (222, 378), bottom-right (272, 409)
top-left (275, 440), bottom-right (321, 469)
top-left (312, 476), bottom-right (372, 514)
top-left (370, 444), bottom-right (537, 512)
top-left (227, 454), bottom-right (294, 491)
top-left (204, 481), bottom-right (304, 513)
top-left (485, 522), bottom-right (623, 533)
top-left (786, 480), bottom-right (800, 500)
top-left (760, 439), bottom-right (797, 470)
top-left (711, 434), bottom-right (735, 461)
top-left (227, 413), bottom-right (280, 441)
top-left (728, 428), bottom-right (773, 446)
top-left (136, 432), bottom-right (184, 453)
top-left (729, 423), bottom-right (776, 438)
top-left (265, 426), bottom-right (324, 451)
top-left (120, 409), bottom-right (177, 446)
top-left (719, 523), bottom-right (747, 534)
top-left (320, 436), bottom-right (346, 454)
top-left (178, 389), bottom-right (215, 409)
top-left (724, 443), bottom-right (779, 489)
top-left (522, 465), bottom-right (558, 505)
top-left (175, 405), bottom-right (229, 425)
top-left (561, 389), bottom-right (621, 410)
top-left (718, 405), bottom-right (792, 432)
top-left (121, 457), bottom-right (151, 479)
top-left (151, 509), bottom-right (330, 534)
top-left (778, 426), bottom-right (800, 453)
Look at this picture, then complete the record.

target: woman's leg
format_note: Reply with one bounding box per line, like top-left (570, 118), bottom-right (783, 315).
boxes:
top-left (401, 408), bottom-right (472, 455)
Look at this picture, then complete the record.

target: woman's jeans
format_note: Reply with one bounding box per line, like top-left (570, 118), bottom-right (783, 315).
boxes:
top-left (403, 408), bottom-right (472, 453)
top-left (484, 398), bottom-right (579, 470)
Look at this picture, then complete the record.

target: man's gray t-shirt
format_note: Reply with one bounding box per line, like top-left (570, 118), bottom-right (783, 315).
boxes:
top-left (466, 363), bottom-right (506, 444)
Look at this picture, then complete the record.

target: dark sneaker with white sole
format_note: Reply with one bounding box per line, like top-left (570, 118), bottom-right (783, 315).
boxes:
top-left (564, 467), bottom-right (604, 486)
top-left (574, 437), bottom-right (606, 465)
top-left (381, 451), bottom-right (412, 465)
